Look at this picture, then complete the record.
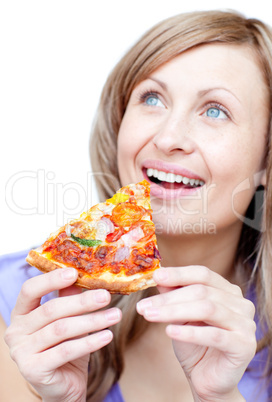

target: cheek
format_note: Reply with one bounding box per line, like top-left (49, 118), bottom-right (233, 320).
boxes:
top-left (208, 125), bottom-right (266, 180)
top-left (117, 135), bottom-right (129, 183)
top-left (208, 143), bottom-right (265, 219)
top-left (117, 110), bottom-right (152, 184)
top-left (117, 119), bottom-right (139, 185)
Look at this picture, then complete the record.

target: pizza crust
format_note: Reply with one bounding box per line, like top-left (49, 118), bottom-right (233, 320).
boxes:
top-left (26, 249), bottom-right (157, 295)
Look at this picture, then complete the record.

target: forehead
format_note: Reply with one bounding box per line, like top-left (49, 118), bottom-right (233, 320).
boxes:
top-left (154, 43), bottom-right (261, 81)
top-left (146, 43), bottom-right (269, 106)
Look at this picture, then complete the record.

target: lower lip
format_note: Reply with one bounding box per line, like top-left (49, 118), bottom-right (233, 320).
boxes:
top-left (143, 170), bottom-right (203, 200)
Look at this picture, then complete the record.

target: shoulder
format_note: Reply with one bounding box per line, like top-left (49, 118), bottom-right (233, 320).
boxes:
top-left (103, 383), bottom-right (124, 402)
top-left (0, 248), bottom-right (40, 286)
top-left (0, 248), bottom-right (37, 276)
top-left (238, 283), bottom-right (272, 400)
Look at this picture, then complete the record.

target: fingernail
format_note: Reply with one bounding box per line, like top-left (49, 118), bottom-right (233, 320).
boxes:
top-left (136, 299), bottom-right (152, 314)
top-left (144, 307), bottom-right (160, 318)
top-left (61, 268), bottom-right (77, 280)
top-left (105, 308), bottom-right (121, 322)
top-left (154, 269), bottom-right (168, 282)
top-left (167, 325), bottom-right (180, 337)
top-left (94, 289), bottom-right (109, 303)
top-left (99, 330), bottom-right (113, 342)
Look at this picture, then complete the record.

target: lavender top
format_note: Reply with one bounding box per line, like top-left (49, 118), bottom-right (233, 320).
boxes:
top-left (0, 249), bottom-right (271, 401)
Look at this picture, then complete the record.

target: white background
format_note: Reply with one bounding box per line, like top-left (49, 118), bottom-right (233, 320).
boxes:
top-left (1, 0), bottom-right (271, 255)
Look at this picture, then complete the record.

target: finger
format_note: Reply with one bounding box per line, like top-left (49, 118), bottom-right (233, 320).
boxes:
top-left (44, 329), bottom-right (113, 370)
top-left (24, 288), bottom-right (112, 334)
top-left (12, 268), bottom-right (78, 318)
top-left (138, 299), bottom-right (255, 332)
top-left (153, 266), bottom-right (242, 296)
top-left (137, 285), bottom-right (255, 318)
top-left (166, 324), bottom-right (257, 359)
top-left (30, 307), bottom-right (122, 353)
top-left (156, 285), bottom-right (172, 294)
top-left (22, 330), bottom-right (113, 377)
top-left (59, 284), bottom-right (82, 298)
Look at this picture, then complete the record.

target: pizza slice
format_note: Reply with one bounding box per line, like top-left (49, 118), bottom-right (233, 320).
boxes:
top-left (26, 180), bottom-right (161, 294)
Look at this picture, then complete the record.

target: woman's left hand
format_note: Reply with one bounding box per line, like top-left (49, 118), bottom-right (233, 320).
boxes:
top-left (137, 266), bottom-right (256, 401)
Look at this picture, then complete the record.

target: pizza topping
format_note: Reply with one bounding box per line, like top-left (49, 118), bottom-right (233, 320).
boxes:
top-left (114, 246), bottom-right (130, 262)
top-left (121, 227), bottom-right (144, 247)
top-left (94, 246), bottom-right (113, 261)
top-left (133, 254), bottom-right (154, 267)
top-left (106, 227), bottom-right (124, 243)
top-left (57, 239), bottom-right (81, 254)
top-left (66, 221), bottom-right (95, 239)
top-left (101, 216), bottom-right (115, 232)
top-left (130, 245), bottom-right (156, 268)
top-left (65, 224), bottom-right (72, 237)
top-left (96, 217), bottom-right (115, 241)
top-left (131, 220), bottom-right (154, 242)
top-left (111, 203), bottom-right (147, 227)
top-left (107, 193), bottom-right (130, 204)
top-left (71, 234), bottom-right (102, 247)
top-left (154, 247), bottom-right (161, 260)
top-left (42, 231), bottom-right (67, 252)
top-left (85, 203), bottom-right (115, 222)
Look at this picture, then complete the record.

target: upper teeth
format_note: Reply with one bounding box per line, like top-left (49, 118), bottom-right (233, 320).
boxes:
top-left (146, 168), bottom-right (204, 187)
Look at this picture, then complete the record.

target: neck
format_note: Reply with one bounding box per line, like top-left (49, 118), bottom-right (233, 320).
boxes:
top-left (157, 222), bottom-right (243, 282)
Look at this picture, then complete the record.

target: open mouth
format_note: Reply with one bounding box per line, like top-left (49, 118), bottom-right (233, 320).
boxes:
top-left (144, 168), bottom-right (205, 190)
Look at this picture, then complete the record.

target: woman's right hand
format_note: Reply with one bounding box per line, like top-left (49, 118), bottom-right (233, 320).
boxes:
top-left (4, 268), bottom-right (122, 402)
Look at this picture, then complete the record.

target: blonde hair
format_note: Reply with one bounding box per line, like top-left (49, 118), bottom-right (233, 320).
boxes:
top-left (89, 10), bottom-right (272, 400)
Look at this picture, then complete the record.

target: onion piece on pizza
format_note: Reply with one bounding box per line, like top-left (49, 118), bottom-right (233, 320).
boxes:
top-left (26, 180), bottom-right (161, 294)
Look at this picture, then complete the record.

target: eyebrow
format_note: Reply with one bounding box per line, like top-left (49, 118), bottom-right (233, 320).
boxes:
top-left (198, 88), bottom-right (242, 104)
top-left (148, 77), bottom-right (241, 105)
top-left (148, 77), bottom-right (168, 91)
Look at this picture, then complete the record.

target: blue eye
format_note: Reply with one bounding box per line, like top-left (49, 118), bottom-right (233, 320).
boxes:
top-left (146, 96), bottom-right (160, 106)
top-left (206, 107), bottom-right (228, 119)
top-left (141, 92), bottom-right (165, 108)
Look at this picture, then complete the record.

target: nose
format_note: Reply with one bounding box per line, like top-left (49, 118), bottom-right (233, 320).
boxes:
top-left (152, 113), bottom-right (196, 155)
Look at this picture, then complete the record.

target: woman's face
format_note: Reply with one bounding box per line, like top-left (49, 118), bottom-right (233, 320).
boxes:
top-left (117, 43), bottom-right (269, 237)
